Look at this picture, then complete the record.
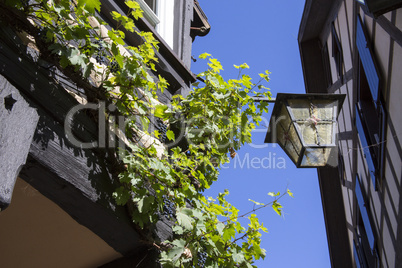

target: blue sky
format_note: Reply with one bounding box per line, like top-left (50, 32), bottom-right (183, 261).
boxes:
top-left (190, 1), bottom-right (331, 267)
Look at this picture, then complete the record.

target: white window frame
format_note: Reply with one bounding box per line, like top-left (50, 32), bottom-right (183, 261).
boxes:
top-left (136, 0), bottom-right (175, 49)
top-left (136, 0), bottom-right (160, 28)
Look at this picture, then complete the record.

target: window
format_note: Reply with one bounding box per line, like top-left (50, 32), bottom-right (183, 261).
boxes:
top-left (354, 240), bottom-right (368, 268)
top-left (338, 151), bottom-right (346, 186)
top-left (355, 177), bottom-right (375, 249)
top-left (355, 176), bottom-right (380, 267)
top-left (355, 15), bottom-right (387, 190)
top-left (144, 0), bottom-right (157, 12)
top-left (136, 0), bottom-right (175, 49)
top-left (322, 42), bottom-right (333, 88)
top-left (136, 0), bottom-right (160, 28)
top-left (356, 106), bottom-right (377, 185)
top-left (356, 16), bottom-right (379, 105)
top-left (332, 22), bottom-right (344, 83)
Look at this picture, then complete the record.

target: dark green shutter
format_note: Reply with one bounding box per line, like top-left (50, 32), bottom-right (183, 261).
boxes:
top-left (355, 105), bottom-right (376, 186)
top-left (356, 16), bottom-right (379, 103)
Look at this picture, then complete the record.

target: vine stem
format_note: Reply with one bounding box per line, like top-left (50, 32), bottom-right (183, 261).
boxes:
top-left (222, 190), bottom-right (288, 224)
top-left (188, 189), bottom-right (289, 245)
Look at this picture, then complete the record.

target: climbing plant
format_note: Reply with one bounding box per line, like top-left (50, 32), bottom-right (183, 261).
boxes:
top-left (0, 0), bottom-right (292, 267)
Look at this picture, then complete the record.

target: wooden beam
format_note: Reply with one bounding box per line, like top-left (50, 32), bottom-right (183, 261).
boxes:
top-left (299, 39), bottom-right (329, 93)
top-left (18, 109), bottom-right (143, 255)
top-left (0, 38), bottom-right (145, 253)
top-left (317, 167), bottom-right (354, 268)
top-left (0, 26), bottom-right (175, 256)
top-left (298, 0), bottom-right (342, 43)
top-left (376, 15), bottom-right (402, 48)
top-left (0, 75), bottom-right (39, 210)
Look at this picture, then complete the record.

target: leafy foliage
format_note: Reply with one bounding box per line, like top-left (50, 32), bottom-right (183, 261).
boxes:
top-left (0, 0), bottom-right (293, 267)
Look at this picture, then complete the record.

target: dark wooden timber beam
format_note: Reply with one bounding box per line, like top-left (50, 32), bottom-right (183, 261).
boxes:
top-left (0, 26), bottom-right (149, 256)
top-left (0, 76), bottom-right (39, 210)
top-left (299, 38), bottom-right (329, 93)
top-left (317, 167), bottom-right (354, 268)
top-left (18, 109), bottom-right (144, 256)
top-left (0, 24), bottom-right (176, 257)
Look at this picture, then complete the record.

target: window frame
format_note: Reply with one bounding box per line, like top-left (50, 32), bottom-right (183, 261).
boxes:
top-left (354, 175), bottom-right (381, 267)
top-left (355, 14), bottom-right (387, 190)
top-left (355, 176), bottom-right (375, 249)
top-left (338, 150), bottom-right (346, 186)
top-left (322, 42), bottom-right (333, 89)
top-left (354, 240), bottom-right (368, 268)
top-left (356, 15), bottom-right (380, 106)
top-left (355, 104), bottom-right (377, 186)
top-left (331, 22), bottom-right (344, 84)
top-left (136, 0), bottom-right (160, 28)
top-left (135, 0), bottom-right (175, 49)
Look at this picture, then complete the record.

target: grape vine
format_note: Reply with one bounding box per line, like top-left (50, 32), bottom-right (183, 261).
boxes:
top-left (0, 1), bottom-right (293, 267)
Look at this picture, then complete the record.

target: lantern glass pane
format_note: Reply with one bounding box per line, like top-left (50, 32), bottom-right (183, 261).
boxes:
top-left (288, 99), bottom-right (337, 146)
top-left (289, 102), bottom-right (310, 120)
top-left (315, 100), bottom-right (336, 120)
top-left (316, 123), bottom-right (334, 145)
top-left (275, 105), bottom-right (291, 145)
top-left (297, 122), bottom-right (318, 145)
top-left (284, 124), bottom-right (302, 164)
top-left (300, 147), bottom-right (332, 167)
top-left (276, 105), bottom-right (302, 164)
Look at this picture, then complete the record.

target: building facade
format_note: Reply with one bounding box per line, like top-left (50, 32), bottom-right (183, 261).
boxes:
top-left (299, 0), bottom-right (402, 267)
top-left (0, 0), bottom-right (209, 267)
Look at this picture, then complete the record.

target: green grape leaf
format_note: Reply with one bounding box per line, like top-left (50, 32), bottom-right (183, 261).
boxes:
top-left (272, 201), bottom-right (283, 216)
top-left (166, 130), bottom-right (175, 141)
top-left (176, 207), bottom-right (193, 230)
top-left (154, 104), bottom-right (168, 119)
top-left (77, 0), bottom-right (101, 13)
top-left (268, 192), bottom-right (280, 197)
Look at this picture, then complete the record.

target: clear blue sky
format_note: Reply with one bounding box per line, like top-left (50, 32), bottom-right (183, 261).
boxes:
top-left (190, 1), bottom-right (331, 267)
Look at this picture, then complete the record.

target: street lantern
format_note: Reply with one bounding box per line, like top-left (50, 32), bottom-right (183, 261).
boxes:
top-left (264, 93), bottom-right (346, 168)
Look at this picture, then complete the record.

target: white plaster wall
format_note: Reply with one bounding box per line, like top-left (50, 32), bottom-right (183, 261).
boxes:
top-left (383, 11), bottom-right (392, 21)
top-left (327, 32), bottom-right (341, 84)
top-left (371, 185), bottom-right (382, 232)
top-left (346, 0), bottom-right (354, 55)
top-left (387, 42), bottom-right (402, 183)
top-left (384, 186), bottom-right (398, 238)
top-left (363, 12), bottom-right (374, 39)
top-left (382, 219), bottom-right (396, 267)
top-left (397, 9), bottom-right (402, 29)
top-left (338, 2), bottom-right (353, 72)
top-left (374, 22), bottom-right (390, 89)
top-left (384, 42), bottom-right (402, 229)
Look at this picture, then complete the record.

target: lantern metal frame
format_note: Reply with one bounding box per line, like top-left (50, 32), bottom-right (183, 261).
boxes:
top-left (262, 93), bottom-right (346, 168)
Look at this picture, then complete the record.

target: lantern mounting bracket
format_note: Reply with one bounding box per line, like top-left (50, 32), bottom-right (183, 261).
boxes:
top-left (250, 96), bottom-right (276, 103)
